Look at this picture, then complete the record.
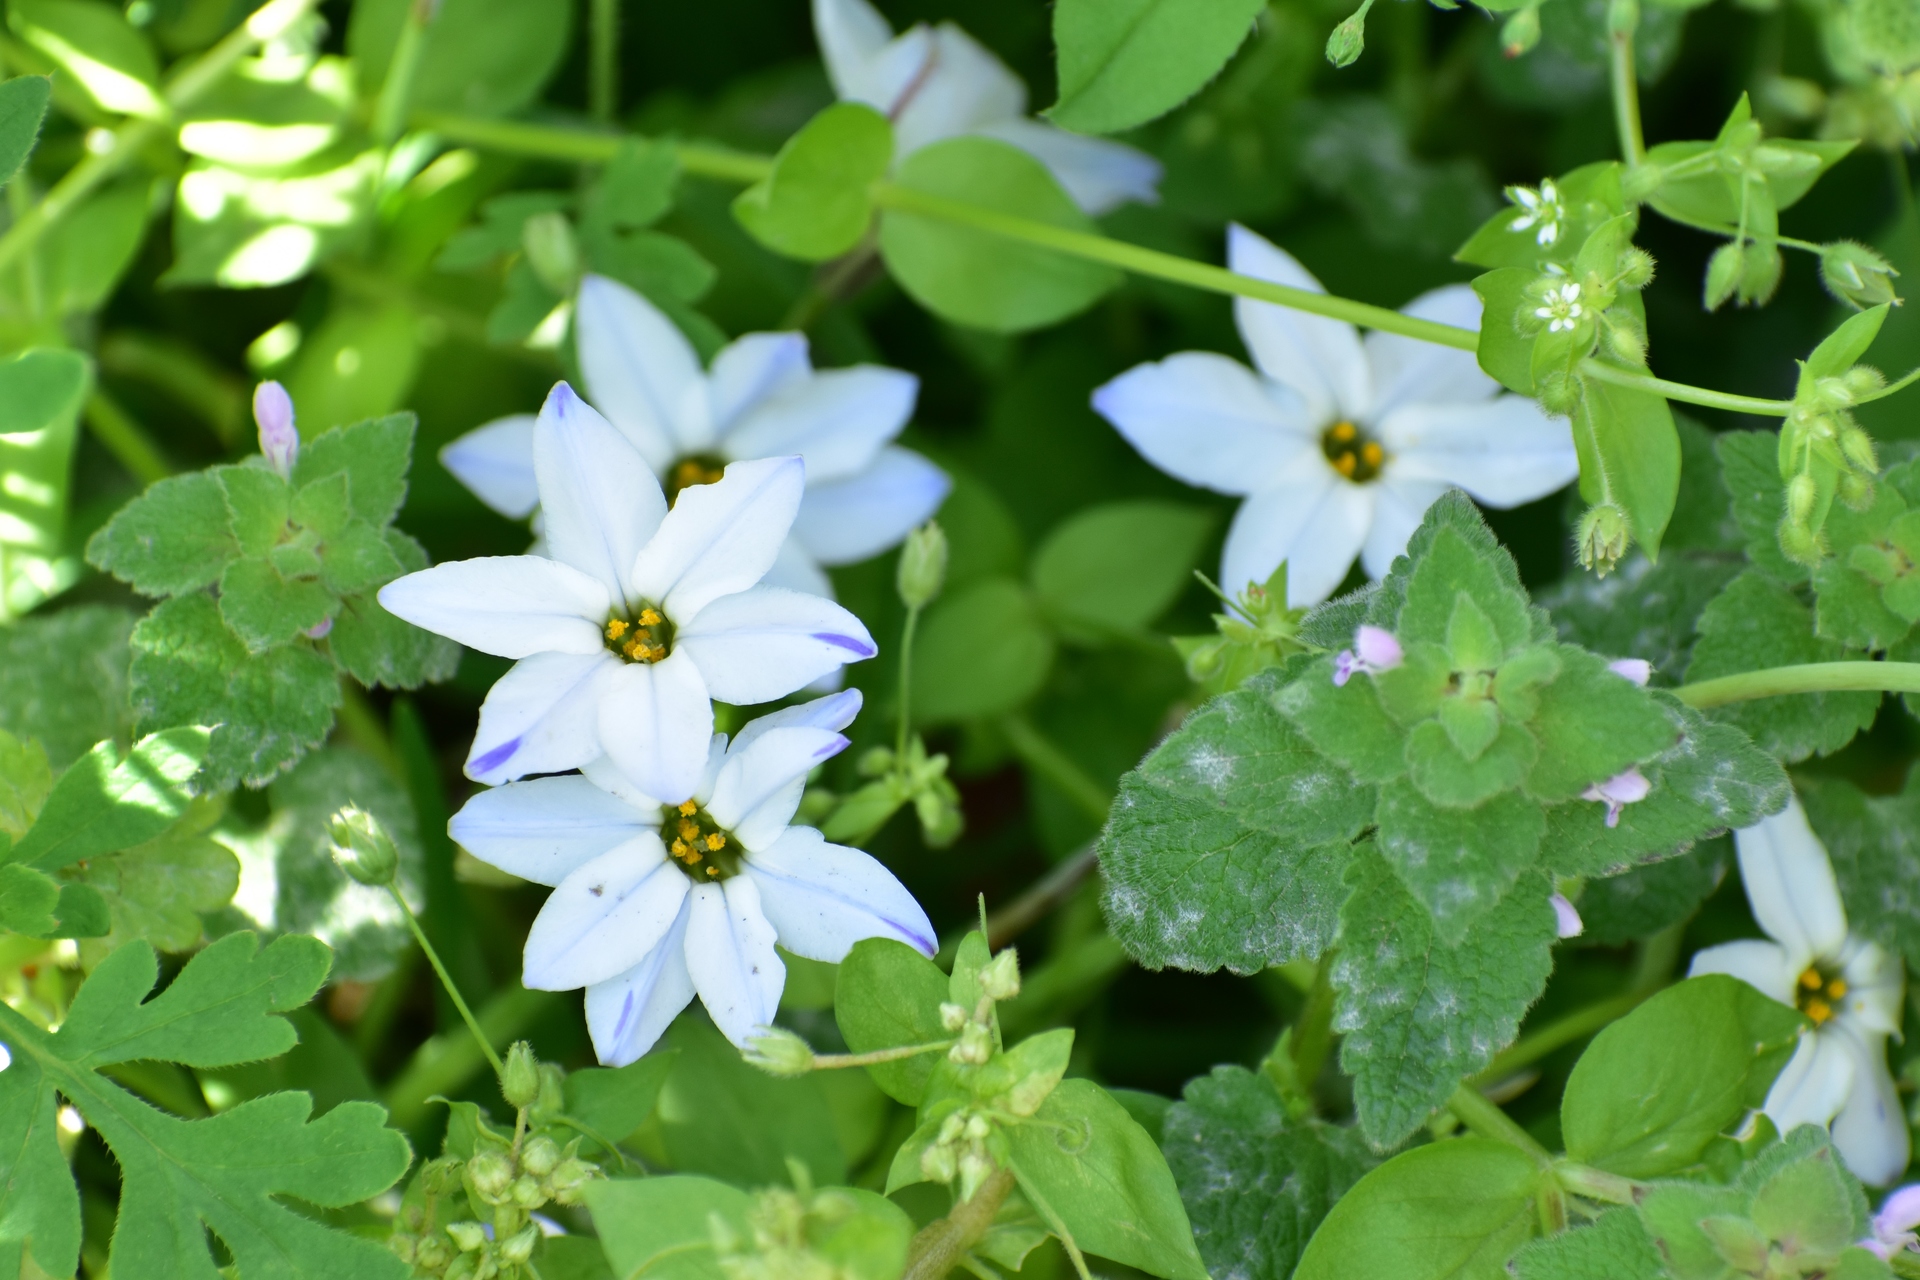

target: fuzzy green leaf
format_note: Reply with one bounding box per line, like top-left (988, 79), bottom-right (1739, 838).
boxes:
top-left (0, 74), bottom-right (50, 188)
top-left (218, 557), bottom-right (337, 653)
top-left (327, 529), bottom-right (460, 690)
top-left (1716, 431), bottom-right (1806, 584)
top-left (1511, 1209), bottom-right (1664, 1280)
top-left (1576, 838), bottom-right (1728, 944)
top-left (0, 604), bottom-right (136, 770)
top-left (1374, 780), bottom-right (1545, 941)
top-left (289, 413), bottom-right (414, 528)
top-left (1522, 646), bottom-right (1676, 803)
top-left (87, 471), bottom-right (241, 598)
top-left (1799, 772), bottom-right (1920, 971)
top-left (217, 464), bottom-right (292, 557)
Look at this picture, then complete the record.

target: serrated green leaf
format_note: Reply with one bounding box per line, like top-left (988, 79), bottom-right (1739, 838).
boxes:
top-left (320, 519), bottom-right (404, 596)
top-left (289, 412), bottom-right (414, 527)
top-left (1635, 1181), bottom-right (1746, 1280)
top-left (66, 798), bottom-right (239, 956)
top-left (7, 728), bottom-right (208, 872)
top-left (0, 728), bottom-right (50, 839)
top-left (1687, 570), bottom-right (1879, 763)
top-left (0, 933), bottom-right (410, 1280)
top-left (1716, 430), bottom-right (1806, 583)
top-left (1800, 772), bottom-right (1920, 971)
top-left (1047, 0), bottom-right (1266, 134)
top-left (1522, 646), bottom-right (1676, 803)
top-left (835, 936), bottom-right (951, 1105)
top-left (1577, 837), bottom-right (1728, 943)
top-left (87, 471), bottom-right (241, 598)
top-left (1375, 780), bottom-right (1545, 939)
top-left (1031, 500), bottom-right (1212, 637)
top-left (218, 557), bottom-right (337, 652)
top-left (733, 103), bottom-right (893, 261)
top-left (1333, 849), bottom-right (1556, 1145)
top-left (217, 463), bottom-right (292, 557)
top-left (1163, 1065), bottom-right (1374, 1280)
top-left (291, 470), bottom-right (352, 538)
top-left (1814, 558), bottom-right (1912, 651)
top-left (1276, 656), bottom-right (1409, 783)
top-left (1511, 1209), bottom-right (1664, 1280)
top-left (589, 138), bottom-right (679, 230)
top-left (0, 603), bottom-right (136, 770)
top-left (1404, 718), bottom-right (1538, 807)
top-left (1397, 527), bottom-right (1533, 654)
top-left (0, 75), bottom-right (50, 189)
top-left (327, 529), bottom-right (460, 690)
top-left (1100, 669), bottom-right (1371, 973)
top-left (1543, 553), bottom-right (1741, 682)
top-left (0, 861), bottom-right (61, 934)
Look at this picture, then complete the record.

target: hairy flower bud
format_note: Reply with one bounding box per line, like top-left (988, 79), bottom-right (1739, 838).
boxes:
top-left (958, 1148), bottom-right (998, 1204)
top-left (1821, 240), bottom-right (1901, 309)
top-left (1838, 467), bottom-right (1876, 511)
top-left (1786, 472), bottom-right (1819, 527)
top-left (327, 806), bottom-right (398, 887)
top-left (1704, 242), bottom-right (1745, 311)
top-left (951, 1021), bottom-right (994, 1064)
top-left (500, 1040), bottom-right (542, 1109)
top-left (1778, 518), bottom-right (1827, 567)
top-left (744, 1027), bottom-right (817, 1077)
top-left (920, 1138), bottom-right (958, 1184)
top-left (1325, 0), bottom-right (1372, 67)
top-left (466, 1147), bottom-right (514, 1204)
top-left (1840, 424), bottom-right (1881, 474)
top-left (939, 1002), bottom-right (969, 1032)
top-left (500, 1225), bottom-right (539, 1266)
top-left (446, 1220), bottom-right (489, 1253)
top-left (1575, 505), bottom-right (1630, 577)
top-left (254, 381), bottom-right (298, 478)
top-left (1500, 4), bottom-right (1540, 56)
top-left (511, 1172), bottom-right (546, 1209)
top-left (978, 950), bottom-right (1021, 1002)
top-left (896, 520), bottom-right (948, 610)
top-left (521, 1133), bottom-right (562, 1178)
top-left (1617, 248), bottom-right (1656, 292)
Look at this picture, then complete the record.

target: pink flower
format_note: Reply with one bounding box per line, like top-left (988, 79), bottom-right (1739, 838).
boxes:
top-left (1550, 893), bottom-right (1584, 939)
top-left (1582, 768), bottom-right (1650, 828)
top-left (1332, 625), bottom-right (1403, 687)
top-left (1864, 1185), bottom-right (1920, 1260)
top-left (255, 381), bottom-right (298, 479)
top-left (1607, 658), bottom-right (1651, 686)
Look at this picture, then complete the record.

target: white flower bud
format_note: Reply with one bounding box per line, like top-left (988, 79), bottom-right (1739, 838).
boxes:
top-left (978, 950), bottom-right (1021, 1002)
top-left (254, 381), bottom-right (297, 478)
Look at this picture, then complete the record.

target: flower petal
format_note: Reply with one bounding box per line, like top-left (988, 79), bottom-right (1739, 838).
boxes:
top-left (576, 274), bottom-right (704, 468)
top-left (975, 118), bottom-right (1161, 216)
top-left (1222, 471), bottom-right (1372, 607)
top-left (708, 726), bottom-right (851, 850)
top-left (723, 366), bottom-right (918, 485)
top-left (598, 649), bottom-right (715, 805)
top-left (449, 775), bottom-right (654, 886)
top-left (584, 897), bottom-right (696, 1066)
top-left (1839, 935), bottom-right (1906, 1037)
top-left (678, 586), bottom-right (877, 703)
top-left (378, 556), bottom-right (608, 659)
top-left (1735, 795), bottom-right (1850, 965)
top-left (535, 382), bottom-right (668, 610)
top-left (1831, 1023), bottom-right (1911, 1185)
top-left (745, 826), bottom-right (937, 959)
top-left (440, 415), bottom-right (539, 519)
top-left (789, 446), bottom-right (950, 567)
top-left (632, 456), bottom-right (805, 621)
top-left (892, 23), bottom-right (1026, 153)
top-left (467, 652), bottom-right (622, 784)
top-left (1764, 1030), bottom-right (1855, 1135)
top-left (730, 689), bottom-right (864, 755)
top-left (686, 877), bottom-right (785, 1046)
top-left (1363, 286), bottom-right (1497, 416)
top-left (1359, 477), bottom-right (1450, 580)
top-left (708, 332), bottom-right (812, 432)
top-left (812, 0), bottom-right (906, 102)
top-left (522, 837), bottom-right (689, 990)
top-left (1376, 399), bottom-right (1578, 508)
top-left (1227, 224), bottom-right (1370, 422)
top-left (762, 536), bottom-right (837, 597)
top-left (1092, 351), bottom-right (1319, 497)
top-left (1687, 938), bottom-right (1799, 1006)
top-left (580, 754), bottom-right (673, 811)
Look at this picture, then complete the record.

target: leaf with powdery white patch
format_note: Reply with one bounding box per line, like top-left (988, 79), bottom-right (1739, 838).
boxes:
top-left (1543, 697), bottom-right (1786, 879)
top-left (1394, 530), bottom-right (1532, 655)
top-left (1544, 553), bottom-right (1740, 684)
top-left (1715, 431), bottom-right (1806, 584)
top-left (86, 470), bottom-right (241, 597)
top-left (1366, 492), bottom-right (1552, 647)
top-left (1274, 657), bottom-right (1406, 784)
top-left (1332, 848), bottom-right (1556, 1147)
top-left (1522, 646), bottom-right (1676, 803)
top-left (289, 413), bottom-right (414, 527)
top-left (1161, 1066), bottom-right (1374, 1280)
top-left (1100, 668), bottom-right (1373, 974)
top-left (1511, 1209), bottom-right (1665, 1280)
top-left (1374, 780), bottom-right (1545, 943)
top-left (1798, 773), bottom-right (1920, 972)
top-left (1686, 570), bottom-right (1879, 763)
top-left (0, 933), bottom-right (410, 1280)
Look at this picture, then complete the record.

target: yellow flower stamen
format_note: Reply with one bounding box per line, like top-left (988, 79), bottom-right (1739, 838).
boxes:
top-left (1806, 998), bottom-right (1833, 1025)
top-left (1828, 978), bottom-right (1849, 999)
top-left (705, 833), bottom-right (726, 851)
top-left (606, 619), bottom-right (629, 641)
top-left (1800, 967), bottom-right (1824, 990)
top-left (639, 608), bottom-right (663, 626)
top-left (678, 800), bottom-right (698, 817)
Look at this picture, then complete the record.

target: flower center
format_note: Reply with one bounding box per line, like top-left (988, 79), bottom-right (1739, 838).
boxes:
top-left (661, 799), bottom-right (740, 881)
top-left (1322, 421), bottom-right (1386, 483)
top-left (1796, 963), bottom-right (1849, 1026)
top-left (665, 453), bottom-right (727, 506)
top-left (605, 605), bottom-right (673, 664)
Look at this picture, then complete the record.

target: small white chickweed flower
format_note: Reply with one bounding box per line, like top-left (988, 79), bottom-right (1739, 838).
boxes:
top-left (1534, 282), bottom-right (1585, 333)
top-left (1507, 178), bottom-right (1566, 247)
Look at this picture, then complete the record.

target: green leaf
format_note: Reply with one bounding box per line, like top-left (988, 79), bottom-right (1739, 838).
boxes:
top-left (878, 137), bottom-right (1121, 333)
top-left (0, 933), bottom-right (410, 1280)
top-left (589, 138), bottom-right (680, 230)
top-left (1571, 376), bottom-right (1681, 561)
top-left (8, 0), bottom-right (162, 118)
top-left (1470, 268), bottom-right (1538, 394)
top-left (0, 75), bottom-right (50, 188)
top-left (1716, 430), bottom-right (1806, 584)
top-left (218, 558), bottom-right (338, 653)
top-left (1807, 304), bottom-right (1890, 380)
top-left (7, 729), bottom-right (208, 872)
top-left (1275, 656), bottom-right (1408, 784)
top-left (564, 1051), bottom-right (677, 1145)
top-left (0, 728), bottom-right (50, 839)
top-left (1293, 1139), bottom-right (1542, 1280)
top-left (1561, 976), bottom-right (1805, 1178)
top-left (129, 593), bottom-right (342, 790)
top-left (1577, 838), bottom-right (1728, 944)
top-left (1100, 668), bottom-right (1373, 973)
top-left (346, 0), bottom-right (571, 120)
top-left (165, 152), bottom-right (381, 289)
top-left (0, 862), bottom-right (61, 934)
top-left (1511, 1209), bottom-right (1665, 1280)
top-left (1800, 772), bottom-right (1920, 971)
top-left (1455, 162), bottom-right (1628, 271)
top-left (911, 577), bottom-right (1056, 723)
top-left (585, 1174), bottom-right (751, 1280)
top-left (1403, 718), bottom-right (1537, 807)
top-left (64, 797), bottom-right (239, 956)
top-left (1687, 570), bottom-right (1879, 763)
top-left (1522, 646), bottom-right (1676, 803)
top-left (1543, 697), bottom-right (1787, 877)
top-left (1396, 526), bottom-right (1534, 654)
top-left (328, 529), bottom-right (461, 690)
top-left (1031, 501), bottom-right (1212, 637)
top-left (1634, 1181), bottom-right (1746, 1280)
top-left (835, 937), bottom-right (952, 1105)
top-left (216, 463), bottom-right (292, 557)
top-left (734, 103), bottom-right (893, 261)
top-left (319, 520), bottom-right (404, 596)
top-left (1375, 780), bottom-right (1545, 940)
top-left (1047, 0), bottom-right (1266, 134)
top-left (87, 471), bottom-right (241, 598)
top-left (0, 603), bottom-right (136, 769)
top-left (0, 348), bottom-right (89, 613)
top-left (1543, 554), bottom-right (1740, 683)
top-left (1006, 1078), bottom-right (1209, 1280)
top-left (652, 1014), bottom-right (848, 1185)
top-left (1162, 1066), bottom-right (1374, 1280)
top-left (1333, 849), bottom-right (1556, 1145)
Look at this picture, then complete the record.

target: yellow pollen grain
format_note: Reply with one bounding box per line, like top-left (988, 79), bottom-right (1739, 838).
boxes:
top-left (639, 608), bottom-right (663, 626)
top-left (670, 838), bottom-right (688, 856)
top-left (678, 821), bottom-right (699, 841)
top-left (1334, 454), bottom-right (1357, 477)
top-left (1361, 442), bottom-right (1384, 466)
top-left (606, 619), bottom-right (629, 640)
top-left (1800, 967), bottom-right (1823, 990)
top-left (1806, 998), bottom-right (1833, 1025)
top-left (1330, 421), bottom-right (1357, 442)
top-left (706, 833), bottom-right (726, 851)
top-left (1828, 978), bottom-right (1848, 999)
top-left (707, 866), bottom-right (719, 875)
top-left (678, 800), bottom-right (698, 816)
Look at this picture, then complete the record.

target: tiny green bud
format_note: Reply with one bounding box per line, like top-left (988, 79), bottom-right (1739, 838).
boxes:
top-left (921, 1138), bottom-right (959, 1184)
top-left (415, 1234), bottom-right (453, 1271)
top-left (1778, 518), bottom-right (1827, 567)
top-left (1840, 424), bottom-right (1880, 474)
top-left (1325, 0), bottom-right (1373, 68)
top-left (466, 1147), bottom-right (514, 1203)
top-left (958, 1148), bottom-right (998, 1203)
top-left (327, 806), bottom-right (398, 887)
top-left (1821, 240), bottom-right (1901, 309)
top-left (951, 1021), bottom-right (993, 1065)
top-left (1605, 0), bottom-right (1638, 35)
top-left (1838, 468), bottom-right (1876, 511)
top-left (1786, 472), bottom-right (1818, 526)
top-left (963, 1113), bottom-right (992, 1142)
top-left (546, 1152), bottom-right (599, 1206)
top-left (532, 1062), bottom-right (567, 1124)
top-left (510, 1172), bottom-right (546, 1208)
top-left (896, 520), bottom-right (949, 610)
top-left (500, 1040), bottom-right (541, 1110)
top-left (743, 1027), bottom-right (817, 1077)
top-left (1535, 369), bottom-right (1580, 416)
top-left (522, 210), bottom-right (581, 296)
top-left (500, 1225), bottom-right (540, 1266)
top-left (1575, 504), bottom-right (1631, 577)
top-left (978, 950), bottom-right (1021, 1002)
top-left (1500, 5), bottom-right (1540, 56)
top-left (1704, 242), bottom-right (1745, 311)
top-left (521, 1133), bottom-right (562, 1178)
top-left (937, 1113), bottom-right (967, 1144)
top-left (1603, 315), bottom-right (1647, 365)
top-left (446, 1220), bottom-right (489, 1253)
top-left (1617, 248), bottom-right (1656, 291)
top-left (1843, 364), bottom-right (1889, 400)
top-left (939, 1002), bottom-right (969, 1032)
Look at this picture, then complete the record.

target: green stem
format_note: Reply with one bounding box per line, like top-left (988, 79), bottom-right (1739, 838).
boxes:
top-left (897, 604), bottom-right (921, 760)
top-left (1675, 660), bottom-right (1920, 707)
top-left (1474, 992), bottom-right (1644, 1084)
top-left (1579, 358), bottom-right (1791, 416)
top-left (811, 1040), bottom-right (957, 1070)
top-left (98, 331), bottom-right (247, 447)
top-left (1554, 1161), bottom-right (1643, 1205)
top-left (1607, 0), bottom-right (1646, 168)
top-left (385, 883), bottom-right (503, 1078)
top-left (590, 0), bottom-right (620, 125)
top-left (1857, 363), bottom-right (1920, 405)
top-left (372, 0), bottom-right (434, 144)
top-left (384, 986), bottom-right (552, 1129)
top-left (1448, 1083), bottom-right (1553, 1165)
top-left (1650, 207), bottom-right (1824, 255)
top-left (84, 390), bottom-right (172, 486)
top-left (411, 111), bottom-right (773, 181)
top-left (983, 844), bottom-right (1099, 949)
top-left (998, 714), bottom-right (1112, 826)
top-left (901, 1168), bottom-right (1019, 1280)
top-left (0, 0), bottom-right (320, 276)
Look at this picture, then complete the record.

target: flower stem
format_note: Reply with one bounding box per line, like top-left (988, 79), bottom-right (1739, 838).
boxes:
top-left (1675, 660), bottom-right (1920, 707)
top-left (590, 0), bottom-right (620, 125)
top-left (901, 1168), bottom-right (1018, 1280)
top-left (1474, 992), bottom-right (1644, 1084)
top-left (1607, 0), bottom-right (1646, 168)
top-left (1554, 1160), bottom-right (1643, 1205)
top-left (1578, 358), bottom-right (1791, 417)
top-left (812, 1040), bottom-right (956, 1070)
top-left (984, 844), bottom-right (1099, 949)
top-left (385, 884), bottom-right (504, 1078)
top-left (83, 391), bottom-right (172, 487)
top-left (1448, 1082), bottom-right (1553, 1165)
top-left (998, 714), bottom-right (1111, 825)
top-left (384, 987), bottom-right (553, 1129)
top-left (372, 0), bottom-right (436, 144)
top-left (411, 110), bottom-right (773, 181)
top-left (897, 603), bottom-right (921, 760)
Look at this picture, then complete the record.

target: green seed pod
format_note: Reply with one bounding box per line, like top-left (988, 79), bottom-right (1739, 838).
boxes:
top-left (446, 1220), bottom-right (489, 1253)
top-left (465, 1147), bottom-right (514, 1204)
top-left (1840, 424), bottom-right (1880, 474)
top-left (1786, 472), bottom-right (1819, 527)
top-left (744, 1027), bottom-right (817, 1078)
top-left (978, 950), bottom-right (1021, 1003)
top-left (1821, 241), bottom-right (1901, 309)
top-left (1575, 504), bottom-right (1631, 578)
top-left (521, 1133), bottom-right (562, 1178)
top-left (1704, 242), bottom-right (1745, 311)
top-left (1325, 0), bottom-right (1373, 68)
top-left (1778, 519), bottom-right (1827, 567)
top-left (1617, 248), bottom-right (1656, 292)
top-left (500, 1040), bottom-right (541, 1110)
top-left (896, 520), bottom-right (949, 610)
top-left (500, 1225), bottom-right (540, 1266)
top-left (327, 806), bottom-right (398, 887)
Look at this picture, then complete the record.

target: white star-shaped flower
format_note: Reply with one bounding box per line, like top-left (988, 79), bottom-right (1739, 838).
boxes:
top-left (1091, 224), bottom-right (1579, 606)
top-left (448, 691), bottom-right (935, 1063)
top-left (813, 0), bottom-right (1161, 216)
top-left (1534, 281), bottom-right (1584, 333)
top-left (379, 382), bottom-right (876, 800)
top-left (1506, 178), bottom-right (1565, 247)
top-left (439, 275), bottom-right (951, 599)
top-left (1690, 794), bottom-right (1909, 1186)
